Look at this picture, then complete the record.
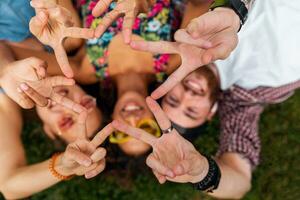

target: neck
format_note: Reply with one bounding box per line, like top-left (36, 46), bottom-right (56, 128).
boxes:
top-left (114, 72), bottom-right (148, 97)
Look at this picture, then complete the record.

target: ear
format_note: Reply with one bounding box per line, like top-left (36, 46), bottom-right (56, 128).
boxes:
top-left (207, 102), bottom-right (218, 121)
top-left (43, 124), bottom-right (57, 140)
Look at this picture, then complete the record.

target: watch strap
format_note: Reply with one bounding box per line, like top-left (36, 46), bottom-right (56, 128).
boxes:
top-left (210, 0), bottom-right (248, 31)
top-left (193, 156), bottom-right (221, 193)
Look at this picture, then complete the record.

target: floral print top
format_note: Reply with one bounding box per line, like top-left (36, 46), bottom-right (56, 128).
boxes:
top-left (78, 0), bottom-right (184, 82)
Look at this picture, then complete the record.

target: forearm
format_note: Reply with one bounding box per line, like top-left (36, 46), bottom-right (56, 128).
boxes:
top-left (0, 159), bottom-right (62, 199)
top-left (206, 153), bottom-right (252, 199)
top-left (8, 45), bottom-right (81, 77)
top-left (0, 42), bottom-right (15, 81)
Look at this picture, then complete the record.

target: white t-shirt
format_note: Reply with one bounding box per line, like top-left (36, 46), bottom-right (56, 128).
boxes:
top-left (215, 0), bottom-right (300, 90)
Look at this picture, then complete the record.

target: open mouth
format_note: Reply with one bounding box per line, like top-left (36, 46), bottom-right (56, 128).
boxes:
top-left (122, 102), bottom-right (143, 112)
top-left (58, 115), bottom-right (75, 131)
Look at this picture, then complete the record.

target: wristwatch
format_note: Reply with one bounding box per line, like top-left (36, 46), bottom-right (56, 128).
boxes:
top-left (210, 0), bottom-right (248, 31)
top-left (193, 156), bottom-right (221, 193)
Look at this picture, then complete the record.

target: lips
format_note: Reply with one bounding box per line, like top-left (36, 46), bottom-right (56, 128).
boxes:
top-left (58, 115), bottom-right (75, 131)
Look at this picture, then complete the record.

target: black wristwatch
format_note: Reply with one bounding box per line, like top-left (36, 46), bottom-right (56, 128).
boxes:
top-left (193, 156), bottom-right (221, 193)
top-left (210, 0), bottom-right (248, 31)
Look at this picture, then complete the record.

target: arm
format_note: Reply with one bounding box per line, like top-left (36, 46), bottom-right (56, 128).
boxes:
top-left (111, 97), bottom-right (255, 199)
top-left (0, 42), bottom-right (15, 73)
top-left (0, 95), bottom-right (110, 199)
top-left (0, 94), bottom-right (61, 199)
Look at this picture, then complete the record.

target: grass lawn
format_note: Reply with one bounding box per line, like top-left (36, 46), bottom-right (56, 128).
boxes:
top-left (1, 91), bottom-right (299, 200)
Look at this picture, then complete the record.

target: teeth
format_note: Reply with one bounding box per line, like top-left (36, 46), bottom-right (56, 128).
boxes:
top-left (124, 105), bottom-right (141, 111)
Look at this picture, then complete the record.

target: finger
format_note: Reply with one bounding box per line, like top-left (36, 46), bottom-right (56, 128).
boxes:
top-left (174, 29), bottom-right (212, 49)
top-left (111, 120), bottom-right (157, 146)
top-left (51, 93), bottom-right (86, 114)
top-left (48, 76), bottom-right (75, 87)
top-left (130, 41), bottom-right (179, 54)
top-left (92, 0), bottom-right (113, 17)
top-left (152, 170), bottom-right (167, 184)
top-left (30, 0), bottom-right (57, 9)
top-left (186, 11), bottom-right (234, 39)
top-left (53, 44), bottom-right (74, 78)
top-left (85, 159), bottom-right (106, 179)
top-left (146, 154), bottom-right (175, 178)
top-left (150, 65), bottom-right (191, 99)
top-left (17, 88), bottom-right (35, 109)
top-left (173, 160), bottom-right (192, 176)
top-left (94, 9), bottom-right (120, 38)
top-left (29, 11), bottom-right (49, 37)
top-left (204, 43), bottom-right (232, 61)
top-left (64, 27), bottom-right (95, 39)
top-left (145, 97), bottom-right (172, 130)
top-left (26, 57), bottom-right (48, 78)
top-left (90, 148), bottom-right (107, 162)
top-left (205, 29), bottom-right (238, 61)
top-left (20, 83), bottom-right (48, 107)
top-left (50, 7), bottom-right (73, 27)
top-left (76, 110), bottom-right (89, 139)
top-left (122, 11), bottom-right (135, 44)
top-left (64, 147), bottom-right (92, 167)
top-left (90, 123), bottom-right (114, 147)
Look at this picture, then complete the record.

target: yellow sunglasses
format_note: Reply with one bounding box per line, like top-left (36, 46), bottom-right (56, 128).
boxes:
top-left (109, 118), bottom-right (161, 144)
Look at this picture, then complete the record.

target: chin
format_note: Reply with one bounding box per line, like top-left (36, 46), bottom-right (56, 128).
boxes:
top-left (118, 138), bottom-right (151, 156)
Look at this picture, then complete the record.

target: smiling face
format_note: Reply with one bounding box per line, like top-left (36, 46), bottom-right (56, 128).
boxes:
top-left (162, 66), bottom-right (219, 128)
top-left (36, 85), bottom-right (102, 143)
top-left (112, 91), bottom-right (153, 155)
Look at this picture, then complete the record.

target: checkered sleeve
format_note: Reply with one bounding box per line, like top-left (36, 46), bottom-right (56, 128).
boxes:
top-left (217, 99), bottom-right (264, 170)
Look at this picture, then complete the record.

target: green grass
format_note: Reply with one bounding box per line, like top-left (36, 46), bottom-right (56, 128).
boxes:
top-left (1, 91), bottom-right (299, 200)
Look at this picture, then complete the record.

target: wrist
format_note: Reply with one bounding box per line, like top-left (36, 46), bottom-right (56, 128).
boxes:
top-left (54, 154), bottom-right (74, 177)
top-left (190, 154), bottom-right (209, 183)
top-left (214, 7), bottom-right (241, 32)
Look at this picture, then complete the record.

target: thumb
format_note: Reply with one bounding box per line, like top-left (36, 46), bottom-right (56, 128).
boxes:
top-left (29, 11), bottom-right (49, 37)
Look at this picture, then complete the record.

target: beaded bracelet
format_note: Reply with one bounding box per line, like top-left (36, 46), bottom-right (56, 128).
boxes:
top-left (49, 153), bottom-right (73, 181)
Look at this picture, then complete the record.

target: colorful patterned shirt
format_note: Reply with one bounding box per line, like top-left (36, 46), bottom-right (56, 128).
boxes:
top-left (79, 0), bottom-right (184, 81)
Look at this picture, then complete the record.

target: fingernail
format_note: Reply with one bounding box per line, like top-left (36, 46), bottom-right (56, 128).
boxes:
top-left (203, 41), bottom-right (212, 48)
top-left (167, 170), bottom-right (174, 178)
top-left (17, 87), bottom-right (22, 93)
top-left (20, 83), bottom-right (29, 91)
top-left (85, 173), bottom-right (93, 179)
top-left (83, 160), bottom-right (91, 167)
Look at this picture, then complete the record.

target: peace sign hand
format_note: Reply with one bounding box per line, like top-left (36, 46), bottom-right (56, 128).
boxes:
top-left (130, 37), bottom-right (212, 99)
top-left (59, 123), bottom-right (114, 179)
top-left (112, 97), bottom-right (208, 184)
top-left (29, 0), bottom-right (95, 78)
top-left (93, 0), bottom-right (154, 44)
top-left (0, 57), bottom-right (83, 113)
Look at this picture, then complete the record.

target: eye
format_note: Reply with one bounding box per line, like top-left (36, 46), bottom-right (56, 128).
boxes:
top-left (166, 95), bottom-right (179, 107)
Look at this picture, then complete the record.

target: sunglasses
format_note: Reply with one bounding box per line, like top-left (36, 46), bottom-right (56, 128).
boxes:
top-left (109, 118), bottom-right (161, 144)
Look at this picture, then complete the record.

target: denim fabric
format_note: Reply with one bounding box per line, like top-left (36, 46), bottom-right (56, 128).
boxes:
top-left (0, 0), bottom-right (35, 42)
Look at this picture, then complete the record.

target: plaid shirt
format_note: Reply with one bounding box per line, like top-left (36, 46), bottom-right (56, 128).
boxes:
top-left (217, 80), bottom-right (300, 170)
